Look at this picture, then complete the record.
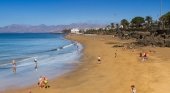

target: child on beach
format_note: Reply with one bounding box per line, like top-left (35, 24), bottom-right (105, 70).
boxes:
top-left (97, 56), bottom-right (101, 64)
top-left (12, 60), bottom-right (16, 73)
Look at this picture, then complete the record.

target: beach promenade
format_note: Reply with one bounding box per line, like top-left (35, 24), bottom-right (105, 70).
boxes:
top-left (5, 34), bottom-right (170, 93)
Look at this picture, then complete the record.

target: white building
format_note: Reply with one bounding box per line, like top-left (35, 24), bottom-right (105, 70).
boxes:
top-left (71, 28), bottom-right (80, 34)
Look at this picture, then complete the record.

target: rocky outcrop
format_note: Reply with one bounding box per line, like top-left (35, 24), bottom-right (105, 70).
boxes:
top-left (114, 30), bottom-right (170, 47)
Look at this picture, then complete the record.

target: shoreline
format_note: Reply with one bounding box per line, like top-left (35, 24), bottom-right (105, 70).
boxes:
top-left (2, 34), bottom-right (85, 93)
top-left (1, 34), bottom-right (83, 92)
top-left (4, 34), bottom-right (170, 93)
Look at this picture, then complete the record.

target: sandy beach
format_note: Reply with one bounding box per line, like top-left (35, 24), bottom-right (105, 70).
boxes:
top-left (4, 34), bottom-right (170, 93)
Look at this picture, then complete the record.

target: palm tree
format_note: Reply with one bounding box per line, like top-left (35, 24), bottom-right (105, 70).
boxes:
top-left (120, 19), bottom-right (129, 30)
top-left (116, 24), bottom-right (119, 31)
top-left (131, 16), bottom-right (145, 28)
top-left (160, 12), bottom-right (170, 29)
top-left (145, 16), bottom-right (152, 30)
top-left (110, 23), bottom-right (115, 29)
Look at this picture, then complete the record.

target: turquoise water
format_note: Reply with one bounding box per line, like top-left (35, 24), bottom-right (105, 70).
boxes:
top-left (0, 33), bottom-right (83, 90)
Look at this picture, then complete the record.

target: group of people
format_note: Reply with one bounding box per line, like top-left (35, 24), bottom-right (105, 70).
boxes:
top-left (11, 58), bottom-right (51, 89)
top-left (139, 52), bottom-right (148, 62)
top-left (97, 56), bottom-right (137, 93)
top-left (11, 58), bottom-right (38, 73)
top-left (97, 50), bottom-right (117, 64)
top-left (38, 76), bottom-right (50, 88)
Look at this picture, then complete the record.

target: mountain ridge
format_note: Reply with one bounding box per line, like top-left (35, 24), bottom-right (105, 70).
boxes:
top-left (0, 23), bottom-right (106, 33)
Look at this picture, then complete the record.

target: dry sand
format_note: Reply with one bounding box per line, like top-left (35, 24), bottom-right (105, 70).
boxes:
top-left (4, 34), bottom-right (170, 93)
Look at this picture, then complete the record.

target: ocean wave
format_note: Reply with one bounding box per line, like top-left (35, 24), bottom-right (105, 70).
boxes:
top-left (49, 43), bottom-right (76, 52)
top-left (0, 42), bottom-right (83, 69)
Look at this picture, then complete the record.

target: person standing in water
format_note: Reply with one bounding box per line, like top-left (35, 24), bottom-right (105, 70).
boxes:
top-left (34, 58), bottom-right (38, 71)
top-left (12, 60), bottom-right (16, 73)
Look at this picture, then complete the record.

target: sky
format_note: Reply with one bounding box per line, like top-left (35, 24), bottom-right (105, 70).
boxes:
top-left (0, 0), bottom-right (170, 26)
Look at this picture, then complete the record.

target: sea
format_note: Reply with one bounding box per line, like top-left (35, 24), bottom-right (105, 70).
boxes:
top-left (0, 33), bottom-right (83, 90)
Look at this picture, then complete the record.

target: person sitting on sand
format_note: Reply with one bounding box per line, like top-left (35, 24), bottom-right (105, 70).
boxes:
top-left (38, 76), bottom-right (44, 88)
top-left (97, 56), bottom-right (101, 64)
top-left (12, 60), bottom-right (16, 73)
top-left (43, 76), bottom-right (50, 88)
top-left (38, 76), bottom-right (50, 88)
top-left (131, 85), bottom-right (136, 93)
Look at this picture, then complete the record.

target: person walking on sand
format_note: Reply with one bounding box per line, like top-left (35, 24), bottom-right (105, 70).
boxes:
top-left (131, 85), bottom-right (136, 93)
top-left (142, 52), bottom-right (147, 62)
top-left (34, 58), bottom-right (38, 71)
top-left (12, 60), bottom-right (16, 73)
top-left (97, 56), bottom-right (101, 64)
top-left (115, 52), bottom-right (117, 58)
top-left (115, 50), bottom-right (117, 58)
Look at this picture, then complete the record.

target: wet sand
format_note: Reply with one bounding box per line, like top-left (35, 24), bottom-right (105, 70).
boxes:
top-left (4, 34), bottom-right (170, 93)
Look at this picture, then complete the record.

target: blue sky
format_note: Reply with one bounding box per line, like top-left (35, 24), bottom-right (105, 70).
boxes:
top-left (0, 0), bottom-right (169, 26)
